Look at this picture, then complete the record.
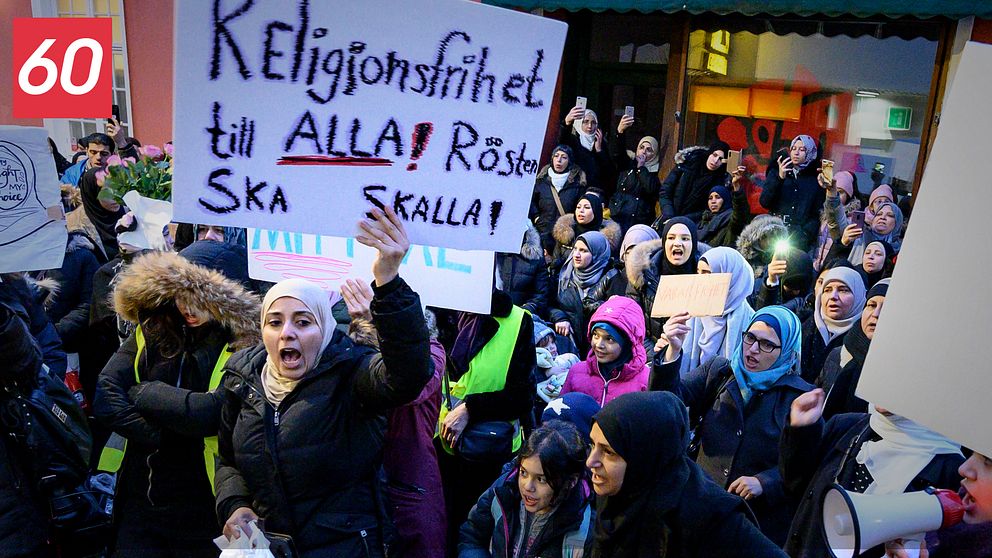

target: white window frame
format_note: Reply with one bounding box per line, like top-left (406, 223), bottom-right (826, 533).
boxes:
top-left (32, 0), bottom-right (135, 158)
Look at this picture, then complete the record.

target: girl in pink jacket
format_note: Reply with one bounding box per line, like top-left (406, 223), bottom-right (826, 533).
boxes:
top-left (560, 295), bottom-right (649, 406)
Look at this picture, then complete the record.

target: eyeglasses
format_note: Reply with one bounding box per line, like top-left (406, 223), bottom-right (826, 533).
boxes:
top-left (742, 332), bottom-right (781, 353)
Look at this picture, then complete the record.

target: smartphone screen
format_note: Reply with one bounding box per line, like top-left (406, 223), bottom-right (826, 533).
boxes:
top-left (110, 104), bottom-right (121, 123)
top-left (575, 96), bottom-right (587, 111)
top-left (851, 210), bottom-right (866, 229)
top-left (821, 159), bottom-right (835, 183)
top-left (624, 106), bottom-right (634, 119)
top-left (726, 150), bottom-right (741, 171)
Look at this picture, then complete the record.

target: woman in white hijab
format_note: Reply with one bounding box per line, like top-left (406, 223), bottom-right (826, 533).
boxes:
top-left (800, 266), bottom-right (866, 383)
top-left (215, 207), bottom-right (434, 558)
top-left (560, 102), bottom-right (613, 192)
top-left (609, 112), bottom-right (662, 233)
top-left (677, 246), bottom-right (756, 376)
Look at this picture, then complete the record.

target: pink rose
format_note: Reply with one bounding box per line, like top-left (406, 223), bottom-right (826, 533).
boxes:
top-left (142, 145), bottom-right (163, 158)
top-left (95, 170), bottom-right (107, 186)
top-left (163, 143), bottom-right (174, 156)
top-left (105, 154), bottom-right (123, 167)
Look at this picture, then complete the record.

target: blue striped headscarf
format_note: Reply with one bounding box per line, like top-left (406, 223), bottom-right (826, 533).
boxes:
top-left (730, 305), bottom-right (803, 403)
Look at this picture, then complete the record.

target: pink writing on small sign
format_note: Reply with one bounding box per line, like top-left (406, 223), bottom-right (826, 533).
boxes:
top-left (651, 273), bottom-right (732, 318)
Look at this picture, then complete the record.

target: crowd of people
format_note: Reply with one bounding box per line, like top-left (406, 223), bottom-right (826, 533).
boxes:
top-left (0, 101), bottom-right (988, 558)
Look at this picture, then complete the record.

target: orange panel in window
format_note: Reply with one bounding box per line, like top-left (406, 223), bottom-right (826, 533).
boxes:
top-left (749, 89), bottom-right (803, 121)
top-left (689, 86), bottom-right (750, 117)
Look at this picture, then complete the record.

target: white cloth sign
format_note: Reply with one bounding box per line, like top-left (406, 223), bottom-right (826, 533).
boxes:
top-left (248, 228), bottom-right (493, 313)
top-left (857, 42), bottom-right (992, 456)
top-left (173, 0), bottom-right (567, 252)
top-left (0, 126), bottom-right (67, 273)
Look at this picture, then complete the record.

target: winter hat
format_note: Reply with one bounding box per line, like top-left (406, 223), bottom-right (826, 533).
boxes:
top-left (534, 321), bottom-right (555, 346)
top-left (834, 171), bottom-right (855, 199)
top-left (542, 392), bottom-right (601, 443)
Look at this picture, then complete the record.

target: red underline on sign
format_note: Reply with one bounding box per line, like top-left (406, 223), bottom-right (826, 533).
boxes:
top-left (276, 156), bottom-right (394, 167)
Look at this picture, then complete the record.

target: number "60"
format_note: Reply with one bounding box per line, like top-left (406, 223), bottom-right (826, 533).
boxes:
top-left (18, 38), bottom-right (103, 96)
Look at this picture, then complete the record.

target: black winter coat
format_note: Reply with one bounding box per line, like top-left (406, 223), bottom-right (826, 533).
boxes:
top-left (94, 322), bottom-right (232, 534)
top-left (0, 434), bottom-right (50, 557)
top-left (459, 467), bottom-right (592, 558)
top-left (0, 275), bottom-right (66, 379)
top-left (799, 317), bottom-right (846, 384)
top-left (754, 287), bottom-right (814, 324)
top-left (651, 354), bottom-right (812, 546)
top-left (496, 225), bottom-right (549, 318)
top-left (780, 413), bottom-right (965, 558)
top-left (557, 123), bottom-right (614, 194)
top-left (659, 148), bottom-right (728, 223)
top-left (40, 232), bottom-right (101, 352)
top-left (759, 163), bottom-right (825, 251)
top-left (530, 166), bottom-right (588, 254)
top-left (215, 277), bottom-right (432, 557)
top-left (697, 189), bottom-right (751, 249)
top-left (609, 132), bottom-right (661, 232)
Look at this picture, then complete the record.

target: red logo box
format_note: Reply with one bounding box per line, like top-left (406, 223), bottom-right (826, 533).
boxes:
top-left (12, 18), bottom-right (113, 119)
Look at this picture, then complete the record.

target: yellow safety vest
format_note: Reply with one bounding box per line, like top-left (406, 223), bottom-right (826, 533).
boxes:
top-left (437, 305), bottom-right (526, 455)
top-left (97, 326), bottom-right (232, 494)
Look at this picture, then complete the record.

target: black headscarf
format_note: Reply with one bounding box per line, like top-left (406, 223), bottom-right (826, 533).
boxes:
top-left (591, 392), bottom-right (692, 556)
top-left (781, 249), bottom-right (816, 299)
top-left (659, 217), bottom-right (699, 276)
top-left (855, 239), bottom-right (895, 290)
top-left (79, 167), bottom-right (125, 259)
top-left (675, 141), bottom-right (731, 215)
top-left (575, 192), bottom-right (605, 236)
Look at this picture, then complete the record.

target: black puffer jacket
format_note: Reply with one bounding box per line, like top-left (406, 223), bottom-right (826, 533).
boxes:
top-left (215, 277), bottom-right (432, 556)
top-left (530, 166), bottom-right (588, 254)
top-left (550, 268), bottom-right (618, 354)
top-left (609, 131), bottom-right (661, 232)
top-left (496, 224), bottom-right (549, 318)
top-left (659, 146), bottom-right (729, 223)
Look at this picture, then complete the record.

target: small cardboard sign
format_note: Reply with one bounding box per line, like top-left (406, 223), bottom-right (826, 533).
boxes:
top-left (651, 273), bottom-right (732, 318)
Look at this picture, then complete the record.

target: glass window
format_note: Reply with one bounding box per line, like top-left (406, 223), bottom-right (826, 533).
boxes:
top-left (682, 23), bottom-right (939, 197)
top-left (56, 0), bottom-right (133, 151)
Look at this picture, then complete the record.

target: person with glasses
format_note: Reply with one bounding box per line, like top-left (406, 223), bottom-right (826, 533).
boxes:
top-left (649, 306), bottom-right (813, 546)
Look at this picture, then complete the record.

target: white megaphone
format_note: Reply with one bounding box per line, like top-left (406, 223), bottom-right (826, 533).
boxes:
top-left (821, 483), bottom-right (964, 558)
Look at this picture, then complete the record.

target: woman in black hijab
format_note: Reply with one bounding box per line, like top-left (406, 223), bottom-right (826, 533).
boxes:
top-left (659, 141), bottom-right (731, 223)
top-left (853, 239), bottom-right (895, 290)
top-left (79, 167), bottom-right (126, 259)
top-left (586, 391), bottom-right (786, 557)
top-left (623, 217), bottom-right (700, 350)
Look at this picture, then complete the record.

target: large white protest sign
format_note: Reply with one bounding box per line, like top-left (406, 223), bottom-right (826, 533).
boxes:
top-left (0, 126), bottom-right (67, 273)
top-left (173, 0), bottom-right (567, 252)
top-left (857, 42), bottom-right (992, 456)
top-left (248, 228), bottom-right (494, 313)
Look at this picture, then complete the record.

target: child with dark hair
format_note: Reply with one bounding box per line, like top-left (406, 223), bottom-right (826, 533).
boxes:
top-left (459, 421), bottom-right (594, 557)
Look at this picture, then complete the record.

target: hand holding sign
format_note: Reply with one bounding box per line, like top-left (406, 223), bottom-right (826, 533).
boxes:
top-left (661, 312), bottom-right (691, 361)
top-left (650, 273), bottom-right (732, 318)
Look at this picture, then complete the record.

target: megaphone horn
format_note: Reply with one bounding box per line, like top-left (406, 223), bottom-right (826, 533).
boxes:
top-left (821, 483), bottom-right (964, 558)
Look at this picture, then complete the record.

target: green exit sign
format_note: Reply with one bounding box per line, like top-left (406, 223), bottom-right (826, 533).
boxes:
top-left (887, 107), bottom-right (912, 131)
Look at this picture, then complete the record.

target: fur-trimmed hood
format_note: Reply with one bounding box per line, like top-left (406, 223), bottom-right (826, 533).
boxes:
top-left (625, 238), bottom-right (665, 290)
top-left (24, 276), bottom-right (60, 309)
top-left (736, 214), bottom-right (787, 262)
top-left (520, 222), bottom-right (543, 261)
top-left (673, 145), bottom-right (708, 166)
top-left (552, 214), bottom-right (622, 251)
top-left (536, 163), bottom-right (587, 188)
top-left (112, 251), bottom-right (261, 348)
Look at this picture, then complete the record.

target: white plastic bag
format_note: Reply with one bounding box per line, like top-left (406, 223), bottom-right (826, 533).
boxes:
top-left (213, 521), bottom-right (274, 557)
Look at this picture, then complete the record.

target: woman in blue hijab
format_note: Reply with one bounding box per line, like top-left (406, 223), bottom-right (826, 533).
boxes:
top-left (650, 305), bottom-right (813, 546)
